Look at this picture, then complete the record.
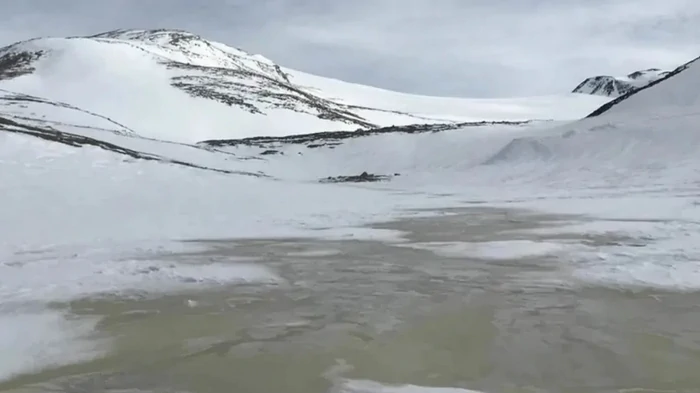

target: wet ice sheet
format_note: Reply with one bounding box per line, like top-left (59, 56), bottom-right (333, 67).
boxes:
top-left (569, 234), bottom-right (700, 292)
top-left (4, 208), bottom-right (693, 392)
top-left (4, 206), bottom-right (700, 391)
top-left (1, 245), bottom-right (281, 305)
top-left (396, 240), bottom-right (577, 260)
top-left (0, 310), bottom-right (105, 382)
top-left (0, 243), bottom-right (282, 383)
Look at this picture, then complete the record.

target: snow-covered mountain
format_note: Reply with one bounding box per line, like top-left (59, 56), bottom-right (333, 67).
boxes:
top-left (0, 28), bottom-right (608, 143)
top-left (572, 68), bottom-right (669, 97)
top-left (4, 29), bottom-right (700, 389)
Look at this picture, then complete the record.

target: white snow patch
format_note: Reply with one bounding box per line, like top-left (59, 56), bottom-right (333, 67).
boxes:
top-left (310, 227), bottom-right (409, 243)
top-left (0, 310), bottom-right (106, 382)
top-left (399, 240), bottom-right (573, 260)
top-left (574, 259), bottom-right (700, 292)
top-left (330, 379), bottom-right (484, 393)
top-left (1, 245), bottom-right (281, 306)
top-left (0, 240), bottom-right (280, 382)
top-left (567, 225), bottom-right (700, 291)
top-left (521, 220), bottom-right (661, 238)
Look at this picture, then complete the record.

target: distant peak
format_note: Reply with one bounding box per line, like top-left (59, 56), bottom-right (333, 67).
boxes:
top-left (573, 68), bottom-right (668, 98)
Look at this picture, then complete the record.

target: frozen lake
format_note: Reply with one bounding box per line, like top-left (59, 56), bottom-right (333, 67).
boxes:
top-left (4, 207), bottom-right (700, 393)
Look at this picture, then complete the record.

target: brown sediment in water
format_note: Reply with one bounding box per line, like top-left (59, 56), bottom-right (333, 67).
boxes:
top-left (3, 207), bottom-right (700, 393)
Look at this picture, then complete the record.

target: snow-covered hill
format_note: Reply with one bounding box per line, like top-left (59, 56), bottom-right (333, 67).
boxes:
top-left (0, 28), bottom-right (608, 143)
top-left (572, 68), bottom-right (668, 97)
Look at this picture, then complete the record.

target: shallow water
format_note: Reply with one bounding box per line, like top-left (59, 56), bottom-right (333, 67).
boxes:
top-left (3, 207), bottom-right (700, 393)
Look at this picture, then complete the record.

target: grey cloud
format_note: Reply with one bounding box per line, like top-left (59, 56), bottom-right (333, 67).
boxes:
top-left (2, 0), bottom-right (700, 97)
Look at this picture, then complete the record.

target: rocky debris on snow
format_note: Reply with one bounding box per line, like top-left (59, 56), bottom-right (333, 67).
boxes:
top-left (0, 115), bottom-right (264, 177)
top-left (0, 89), bottom-right (135, 135)
top-left (200, 120), bottom-right (532, 150)
top-left (0, 50), bottom-right (44, 80)
top-left (320, 172), bottom-right (397, 183)
top-left (167, 62), bottom-right (377, 128)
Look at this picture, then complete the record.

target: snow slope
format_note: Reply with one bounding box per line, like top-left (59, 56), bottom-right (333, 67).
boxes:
top-left (0, 89), bottom-right (133, 135)
top-left (572, 68), bottom-right (668, 97)
top-left (3, 61), bottom-right (699, 289)
top-left (0, 29), bottom-right (609, 143)
top-left (195, 54), bottom-right (700, 296)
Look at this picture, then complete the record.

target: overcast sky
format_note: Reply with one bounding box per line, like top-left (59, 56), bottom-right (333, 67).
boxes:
top-left (2, 0), bottom-right (699, 97)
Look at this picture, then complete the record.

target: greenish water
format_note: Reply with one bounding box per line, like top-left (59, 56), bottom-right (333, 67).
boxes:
top-left (3, 208), bottom-right (700, 393)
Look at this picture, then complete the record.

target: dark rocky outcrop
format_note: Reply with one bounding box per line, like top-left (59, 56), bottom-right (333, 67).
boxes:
top-left (572, 69), bottom-right (669, 98)
top-left (319, 171), bottom-right (396, 183)
top-left (200, 120), bottom-right (532, 150)
top-left (0, 50), bottom-right (44, 80)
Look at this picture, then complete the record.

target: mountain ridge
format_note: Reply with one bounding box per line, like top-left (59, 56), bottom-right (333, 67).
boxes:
top-left (0, 28), bottom-right (609, 143)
